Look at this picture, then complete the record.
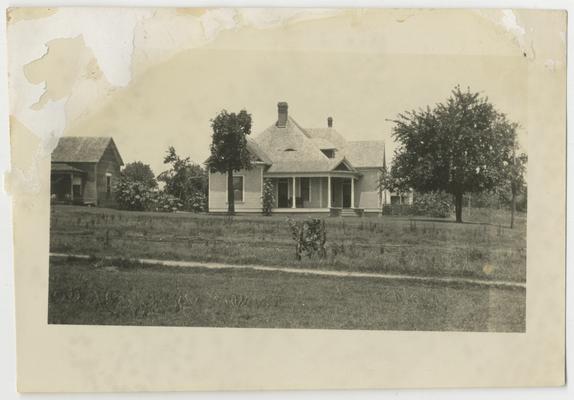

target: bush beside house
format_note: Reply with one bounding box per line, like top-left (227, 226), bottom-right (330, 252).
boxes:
top-left (115, 153), bottom-right (208, 213)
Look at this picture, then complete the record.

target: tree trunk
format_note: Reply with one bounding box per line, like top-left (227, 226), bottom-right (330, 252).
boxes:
top-left (510, 185), bottom-right (516, 229)
top-left (227, 168), bottom-right (235, 215)
top-left (454, 192), bottom-right (463, 223)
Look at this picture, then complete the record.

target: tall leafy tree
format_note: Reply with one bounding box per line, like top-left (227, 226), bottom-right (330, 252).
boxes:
top-left (121, 161), bottom-right (157, 188)
top-left (207, 109), bottom-right (253, 215)
top-left (390, 86), bottom-right (519, 223)
top-left (506, 142), bottom-right (528, 229)
top-left (158, 147), bottom-right (207, 212)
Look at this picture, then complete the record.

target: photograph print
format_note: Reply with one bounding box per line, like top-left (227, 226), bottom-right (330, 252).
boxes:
top-left (45, 8), bottom-right (528, 332)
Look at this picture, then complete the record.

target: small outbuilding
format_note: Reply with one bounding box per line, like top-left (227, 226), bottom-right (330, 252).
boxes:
top-left (50, 136), bottom-right (124, 207)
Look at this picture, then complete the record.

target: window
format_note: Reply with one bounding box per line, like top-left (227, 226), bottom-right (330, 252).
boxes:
top-left (321, 149), bottom-right (335, 158)
top-left (390, 195), bottom-right (408, 205)
top-left (105, 173), bottom-right (112, 195)
top-left (300, 178), bottom-right (310, 202)
top-left (230, 176), bottom-right (244, 202)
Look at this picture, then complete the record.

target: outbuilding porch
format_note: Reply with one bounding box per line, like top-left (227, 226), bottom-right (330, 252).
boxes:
top-left (50, 163), bottom-right (86, 204)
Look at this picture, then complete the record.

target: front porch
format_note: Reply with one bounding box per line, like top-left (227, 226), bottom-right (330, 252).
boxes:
top-left (268, 175), bottom-right (363, 215)
top-left (50, 163), bottom-right (86, 205)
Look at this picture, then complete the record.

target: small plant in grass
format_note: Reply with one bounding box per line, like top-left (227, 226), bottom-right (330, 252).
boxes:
top-left (261, 179), bottom-right (275, 216)
top-left (287, 218), bottom-right (327, 261)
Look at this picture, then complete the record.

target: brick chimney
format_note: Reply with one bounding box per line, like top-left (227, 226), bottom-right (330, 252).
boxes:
top-left (276, 102), bottom-right (288, 128)
top-left (327, 117), bottom-right (333, 128)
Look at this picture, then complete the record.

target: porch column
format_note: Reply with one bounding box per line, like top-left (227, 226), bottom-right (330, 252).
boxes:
top-left (327, 176), bottom-right (331, 208)
top-left (69, 173), bottom-right (74, 201)
top-left (351, 177), bottom-right (355, 208)
top-left (292, 177), bottom-right (297, 208)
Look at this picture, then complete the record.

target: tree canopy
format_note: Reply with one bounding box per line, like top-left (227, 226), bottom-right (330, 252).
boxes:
top-left (390, 86), bottom-right (526, 222)
top-left (158, 146), bottom-right (207, 212)
top-left (121, 161), bottom-right (157, 188)
top-left (207, 109), bottom-right (253, 214)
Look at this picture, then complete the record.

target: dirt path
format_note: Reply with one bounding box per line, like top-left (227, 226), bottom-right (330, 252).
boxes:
top-left (50, 252), bottom-right (526, 290)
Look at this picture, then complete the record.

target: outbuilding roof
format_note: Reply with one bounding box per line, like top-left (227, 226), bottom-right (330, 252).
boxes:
top-left (50, 163), bottom-right (86, 174)
top-left (51, 137), bottom-right (124, 165)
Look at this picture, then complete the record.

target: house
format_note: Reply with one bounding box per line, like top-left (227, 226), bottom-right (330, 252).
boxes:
top-left (50, 137), bottom-right (124, 207)
top-left (208, 102), bottom-right (410, 215)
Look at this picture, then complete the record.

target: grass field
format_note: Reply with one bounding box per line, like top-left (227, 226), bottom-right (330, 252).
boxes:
top-left (48, 257), bottom-right (525, 332)
top-left (49, 205), bottom-right (526, 331)
top-left (50, 205), bottom-right (526, 282)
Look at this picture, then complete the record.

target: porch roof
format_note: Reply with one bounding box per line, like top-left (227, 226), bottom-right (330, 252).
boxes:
top-left (264, 170), bottom-right (361, 178)
top-left (51, 163), bottom-right (86, 174)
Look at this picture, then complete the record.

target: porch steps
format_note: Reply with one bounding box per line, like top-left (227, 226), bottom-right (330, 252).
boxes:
top-left (331, 208), bottom-right (364, 217)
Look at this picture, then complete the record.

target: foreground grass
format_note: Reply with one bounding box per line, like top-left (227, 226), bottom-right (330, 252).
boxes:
top-left (48, 258), bottom-right (525, 332)
top-left (50, 205), bottom-right (526, 282)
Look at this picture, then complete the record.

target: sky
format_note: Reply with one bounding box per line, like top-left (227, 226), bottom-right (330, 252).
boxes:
top-left (54, 9), bottom-right (532, 176)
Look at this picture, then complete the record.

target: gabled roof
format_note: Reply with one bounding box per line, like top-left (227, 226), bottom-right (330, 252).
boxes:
top-left (254, 117), bottom-right (346, 173)
top-left (331, 157), bottom-right (358, 172)
top-left (253, 113), bottom-right (387, 173)
top-left (305, 128), bottom-right (347, 150)
top-left (246, 136), bottom-right (272, 165)
top-left (310, 137), bottom-right (337, 150)
top-left (51, 136), bottom-right (124, 165)
top-left (344, 141), bottom-right (386, 168)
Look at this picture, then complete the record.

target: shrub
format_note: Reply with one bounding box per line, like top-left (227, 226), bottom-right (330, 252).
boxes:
top-left (115, 177), bottom-right (184, 213)
top-left (261, 179), bottom-right (275, 216)
top-left (158, 147), bottom-right (208, 212)
top-left (147, 191), bottom-right (183, 213)
top-left (287, 218), bottom-right (327, 261)
top-left (182, 191), bottom-right (207, 213)
top-left (115, 179), bottom-right (153, 211)
top-left (412, 191), bottom-right (452, 218)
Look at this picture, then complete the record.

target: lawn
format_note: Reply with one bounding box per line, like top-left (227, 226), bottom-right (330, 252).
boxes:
top-left (48, 257), bottom-right (525, 332)
top-left (50, 205), bottom-right (527, 282)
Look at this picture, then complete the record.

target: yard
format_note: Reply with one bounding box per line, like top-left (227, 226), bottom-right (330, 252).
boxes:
top-left (50, 205), bottom-right (526, 282)
top-left (48, 257), bottom-right (525, 331)
top-left (48, 206), bottom-right (526, 331)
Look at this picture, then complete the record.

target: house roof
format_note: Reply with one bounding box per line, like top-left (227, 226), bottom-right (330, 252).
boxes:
top-left (254, 117), bottom-right (350, 173)
top-left (344, 141), bottom-right (386, 168)
top-left (246, 136), bottom-right (272, 165)
top-left (50, 163), bottom-right (86, 174)
top-left (310, 137), bottom-right (337, 150)
top-left (252, 108), bottom-right (385, 173)
top-left (305, 128), bottom-right (347, 150)
top-left (51, 136), bottom-right (124, 165)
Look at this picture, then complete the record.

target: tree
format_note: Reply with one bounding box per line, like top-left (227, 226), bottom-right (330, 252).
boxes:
top-left (157, 147), bottom-right (207, 212)
top-left (207, 109), bottom-right (253, 215)
top-left (376, 148), bottom-right (390, 213)
top-left (121, 161), bottom-right (157, 188)
top-left (115, 161), bottom-right (157, 211)
top-left (506, 143), bottom-right (528, 228)
top-left (390, 86), bottom-right (518, 223)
